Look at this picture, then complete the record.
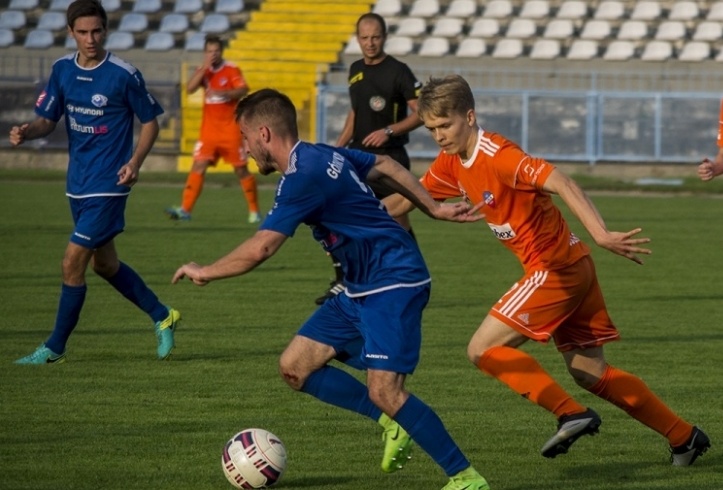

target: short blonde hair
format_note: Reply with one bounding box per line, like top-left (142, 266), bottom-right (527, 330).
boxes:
top-left (418, 75), bottom-right (475, 121)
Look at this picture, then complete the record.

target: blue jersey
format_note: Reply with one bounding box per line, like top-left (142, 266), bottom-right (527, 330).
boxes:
top-left (260, 142), bottom-right (430, 296)
top-left (35, 52), bottom-right (164, 198)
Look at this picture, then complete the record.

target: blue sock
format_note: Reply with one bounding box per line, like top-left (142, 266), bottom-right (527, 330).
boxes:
top-left (105, 262), bottom-right (168, 323)
top-left (46, 283), bottom-right (87, 354)
top-left (394, 395), bottom-right (469, 476)
top-left (301, 366), bottom-right (382, 421)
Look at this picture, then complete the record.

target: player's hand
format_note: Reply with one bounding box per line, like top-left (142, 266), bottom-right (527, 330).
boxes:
top-left (697, 158), bottom-right (718, 181)
top-left (596, 228), bottom-right (651, 265)
top-left (9, 124), bottom-right (28, 146)
top-left (117, 162), bottom-right (140, 186)
top-left (172, 262), bottom-right (209, 286)
top-left (433, 201), bottom-right (486, 223)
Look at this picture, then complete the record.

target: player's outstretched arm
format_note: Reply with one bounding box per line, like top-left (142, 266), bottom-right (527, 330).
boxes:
top-left (173, 229), bottom-right (288, 286)
top-left (544, 168), bottom-right (651, 264)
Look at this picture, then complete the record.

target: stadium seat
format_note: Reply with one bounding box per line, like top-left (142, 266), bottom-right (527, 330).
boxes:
top-left (693, 21), bottom-right (722, 41)
top-left (215, 0), bottom-right (244, 13)
top-left (200, 14), bottom-right (229, 33)
top-left (0, 11), bottom-right (26, 30)
top-left (64, 34), bottom-right (75, 49)
top-left (418, 36), bottom-right (449, 56)
top-left (174, 0), bottom-right (203, 14)
top-left (506, 19), bottom-right (536, 39)
top-left (603, 40), bottom-right (635, 60)
top-left (133, 0), bottom-right (162, 14)
top-left (343, 35), bottom-right (362, 55)
top-left (160, 13), bottom-right (189, 33)
top-left (184, 31), bottom-right (205, 51)
top-left (518, 0), bottom-right (549, 19)
top-left (708, 2), bottom-right (723, 20)
top-left (24, 29), bottom-right (54, 49)
top-left (580, 20), bottom-right (611, 40)
top-left (373, 0), bottom-right (402, 17)
top-left (594, 1), bottom-right (625, 20)
top-left (145, 32), bottom-right (175, 51)
top-left (105, 31), bottom-right (135, 50)
top-left (469, 18), bottom-right (500, 38)
top-left (655, 21), bottom-right (686, 41)
top-left (483, 0), bottom-right (513, 19)
top-left (37, 11), bottom-right (66, 31)
top-left (492, 38), bottom-right (523, 58)
top-left (384, 35), bottom-right (413, 56)
top-left (641, 40), bottom-right (673, 61)
top-left (529, 39), bottom-right (560, 59)
top-left (431, 18), bottom-right (463, 38)
top-left (556, 1), bottom-right (587, 19)
top-left (566, 40), bottom-right (598, 60)
top-left (445, 0), bottom-right (476, 18)
top-left (617, 20), bottom-right (648, 40)
top-left (716, 48), bottom-right (723, 61)
top-left (543, 19), bottom-right (574, 39)
top-left (9, 0), bottom-right (38, 10)
top-left (669, 1), bottom-right (699, 21)
top-left (455, 38), bottom-right (486, 57)
top-left (409, 0), bottom-right (440, 18)
top-left (103, 0), bottom-right (121, 12)
top-left (395, 17), bottom-right (426, 37)
top-left (678, 41), bottom-right (710, 61)
top-left (49, 0), bottom-right (72, 11)
top-left (630, 1), bottom-right (660, 20)
top-left (0, 28), bottom-right (15, 48)
top-left (118, 13), bottom-right (147, 33)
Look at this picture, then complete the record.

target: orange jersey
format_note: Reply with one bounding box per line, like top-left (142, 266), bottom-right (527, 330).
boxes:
top-left (200, 61), bottom-right (247, 137)
top-left (718, 99), bottom-right (723, 147)
top-left (420, 128), bottom-right (590, 272)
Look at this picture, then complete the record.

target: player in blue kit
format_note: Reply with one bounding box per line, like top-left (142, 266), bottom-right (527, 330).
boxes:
top-left (10, 0), bottom-right (180, 364)
top-left (172, 88), bottom-right (490, 490)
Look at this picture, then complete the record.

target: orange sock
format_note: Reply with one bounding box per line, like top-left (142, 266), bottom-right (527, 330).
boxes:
top-left (240, 174), bottom-right (259, 213)
top-left (181, 172), bottom-right (204, 213)
top-left (588, 365), bottom-right (693, 446)
top-left (477, 345), bottom-right (586, 418)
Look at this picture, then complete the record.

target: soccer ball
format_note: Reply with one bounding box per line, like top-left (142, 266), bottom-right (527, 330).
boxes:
top-left (221, 428), bottom-right (287, 489)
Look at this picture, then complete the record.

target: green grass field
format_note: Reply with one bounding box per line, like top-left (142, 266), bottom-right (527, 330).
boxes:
top-left (1, 170), bottom-right (721, 490)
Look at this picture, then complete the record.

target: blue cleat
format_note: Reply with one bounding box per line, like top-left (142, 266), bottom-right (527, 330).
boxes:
top-left (155, 308), bottom-right (181, 360)
top-left (15, 344), bottom-right (66, 365)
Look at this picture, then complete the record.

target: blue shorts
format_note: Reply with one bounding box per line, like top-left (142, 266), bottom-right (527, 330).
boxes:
top-left (298, 284), bottom-right (430, 374)
top-left (69, 196), bottom-right (127, 249)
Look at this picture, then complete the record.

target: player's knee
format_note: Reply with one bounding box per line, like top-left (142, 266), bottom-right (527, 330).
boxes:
top-left (278, 357), bottom-right (308, 391)
top-left (568, 366), bottom-right (601, 389)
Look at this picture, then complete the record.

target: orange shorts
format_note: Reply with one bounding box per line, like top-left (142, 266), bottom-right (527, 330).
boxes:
top-left (193, 137), bottom-right (247, 167)
top-left (490, 255), bottom-right (620, 352)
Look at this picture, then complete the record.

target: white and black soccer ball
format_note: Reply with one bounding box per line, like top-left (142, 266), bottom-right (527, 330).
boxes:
top-left (221, 428), bottom-right (287, 489)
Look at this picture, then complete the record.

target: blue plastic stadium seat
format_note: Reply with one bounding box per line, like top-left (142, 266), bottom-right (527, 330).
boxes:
top-left (200, 13), bottom-right (229, 33)
top-left (118, 13), bottom-right (148, 33)
top-left (184, 31), bottom-right (205, 51)
top-left (159, 13), bottom-right (189, 33)
top-left (145, 32), bottom-right (175, 51)
top-left (0, 28), bottom-right (15, 48)
top-left (103, 0), bottom-right (121, 12)
top-left (37, 11), bottom-right (67, 31)
top-left (215, 0), bottom-right (244, 13)
top-left (9, 0), bottom-right (39, 10)
top-left (64, 34), bottom-right (76, 49)
top-left (0, 11), bottom-right (27, 30)
top-left (174, 0), bottom-right (203, 14)
top-left (105, 31), bottom-right (135, 51)
top-left (24, 29), bottom-right (55, 49)
top-left (133, 0), bottom-right (162, 13)
top-left (49, 0), bottom-right (73, 11)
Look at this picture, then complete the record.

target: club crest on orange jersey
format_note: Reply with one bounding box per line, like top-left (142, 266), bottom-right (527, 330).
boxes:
top-left (482, 191), bottom-right (496, 208)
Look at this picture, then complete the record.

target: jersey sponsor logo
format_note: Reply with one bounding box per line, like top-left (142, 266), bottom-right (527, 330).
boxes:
top-left (73, 231), bottom-right (91, 241)
top-left (36, 90), bottom-right (47, 108)
top-left (91, 94), bottom-right (108, 108)
top-left (488, 222), bottom-right (516, 240)
top-left (67, 104), bottom-right (104, 116)
top-left (517, 313), bottom-right (529, 325)
top-left (482, 190), bottom-right (496, 208)
top-left (76, 76), bottom-right (93, 82)
top-left (569, 232), bottom-right (580, 247)
top-left (369, 95), bottom-right (386, 111)
top-left (365, 353), bottom-right (389, 360)
top-left (68, 115), bottom-right (108, 134)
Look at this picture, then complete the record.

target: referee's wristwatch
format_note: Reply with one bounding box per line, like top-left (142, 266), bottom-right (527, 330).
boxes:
top-left (384, 126), bottom-right (394, 136)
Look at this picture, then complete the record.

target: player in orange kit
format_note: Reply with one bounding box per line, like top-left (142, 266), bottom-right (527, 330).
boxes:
top-left (697, 99), bottom-right (723, 181)
top-left (386, 75), bottom-right (710, 466)
top-left (166, 35), bottom-right (260, 223)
